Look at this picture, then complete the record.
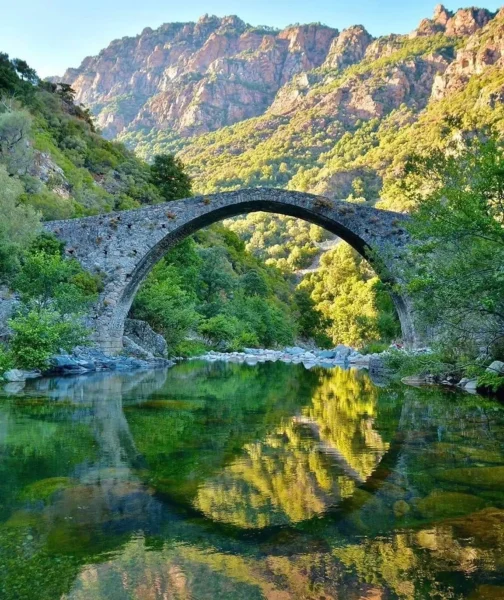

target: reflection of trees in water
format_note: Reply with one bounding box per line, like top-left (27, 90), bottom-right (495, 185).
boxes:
top-left (194, 367), bottom-right (389, 527)
top-left (3, 365), bottom-right (504, 600)
top-left (63, 512), bottom-right (504, 600)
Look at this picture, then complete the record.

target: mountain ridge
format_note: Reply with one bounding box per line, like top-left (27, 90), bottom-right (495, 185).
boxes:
top-left (56, 5), bottom-right (498, 144)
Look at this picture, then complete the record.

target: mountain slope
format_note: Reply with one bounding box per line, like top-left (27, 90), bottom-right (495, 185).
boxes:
top-left (54, 5), bottom-right (504, 270)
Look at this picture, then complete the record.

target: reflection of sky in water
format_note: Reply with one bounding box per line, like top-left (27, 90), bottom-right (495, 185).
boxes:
top-left (1, 361), bottom-right (504, 600)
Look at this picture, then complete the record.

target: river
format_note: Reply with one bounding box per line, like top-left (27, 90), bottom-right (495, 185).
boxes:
top-left (0, 360), bottom-right (503, 599)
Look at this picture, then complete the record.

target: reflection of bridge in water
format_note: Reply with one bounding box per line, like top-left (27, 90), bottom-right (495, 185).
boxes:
top-left (15, 365), bottom-right (403, 539)
top-left (4, 365), bottom-right (504, 600)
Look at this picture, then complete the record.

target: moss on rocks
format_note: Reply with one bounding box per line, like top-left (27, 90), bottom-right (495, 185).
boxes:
top-left (417, 490), bottom-right (485, 519)
top-left (435, 466), bottom-right (504, 490)
top-left (19, 477), bottom-right (76, 503)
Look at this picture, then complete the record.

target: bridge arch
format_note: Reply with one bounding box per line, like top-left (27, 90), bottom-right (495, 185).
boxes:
top-left (45, 188), bottom-right (416, 353)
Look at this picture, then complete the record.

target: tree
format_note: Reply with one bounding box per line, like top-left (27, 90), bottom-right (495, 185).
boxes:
top-left (11, 59), bottom-right (37, 84)
top-left (0, 108), bottom-right (33, 174)
top-left (197, 246), bottom-right (236, 307)
top-left (242, 270), bottom-right (268, 297)
top-left (13, 245), bottom-right (100, 313)
top-left (0, 165), bottom-right (41, 279)
top-left (132, 261), bottom-right (199, 351)
top-left (404, 133), bottom-right (504, 357)
top-left (150, 154), bottom-right (192, 201)
top-left (8, 307), bottom-right (88, 370)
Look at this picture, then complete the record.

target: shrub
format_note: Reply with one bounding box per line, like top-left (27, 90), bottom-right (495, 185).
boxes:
top-left (0, 344), bottom-right (14, 375)
top-left (477, 371), bottom-right (504, 394)
top-left (230, 330), bottom-right (260, 351)
top-left (361, 341), bottom-right (390, 355)
top-left (8, 307), bottom-right (88, 370)
top-left (173, 339), bottom-right (208, 358)
top-left (199, 315), bottom-right (240, 347)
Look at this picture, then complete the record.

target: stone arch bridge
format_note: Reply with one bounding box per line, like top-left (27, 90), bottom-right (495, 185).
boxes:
top-left (45, 188), bottom-right (415, 353)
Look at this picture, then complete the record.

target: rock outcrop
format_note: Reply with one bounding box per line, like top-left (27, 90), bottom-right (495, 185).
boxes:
top-left (124, 319), bottom-right (168, 357)
top-left (58, 16), bottom-right (338, 138)
top-left (323, 26), bottom-right (373, 69)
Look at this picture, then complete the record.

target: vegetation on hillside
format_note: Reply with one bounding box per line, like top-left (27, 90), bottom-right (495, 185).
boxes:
top-left (131, 226), bottom-right (305, 355)
top-left (118, 25), bottom-right (504, 351)
top-left (0, 53), bottom-right (329, 371)
top-left (385, 132), bottom-right (504, 391)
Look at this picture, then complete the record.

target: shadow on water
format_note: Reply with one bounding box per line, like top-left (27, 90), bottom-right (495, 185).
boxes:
top-left (1, 361), bottom-right (504, 599)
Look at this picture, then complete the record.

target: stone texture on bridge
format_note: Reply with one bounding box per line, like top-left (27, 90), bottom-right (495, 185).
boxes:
top-left (45, 188), bottom-right (414, 353)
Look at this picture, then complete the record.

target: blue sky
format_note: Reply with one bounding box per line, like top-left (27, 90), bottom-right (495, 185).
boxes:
top-left (2, 1), bottom-right (502, 77)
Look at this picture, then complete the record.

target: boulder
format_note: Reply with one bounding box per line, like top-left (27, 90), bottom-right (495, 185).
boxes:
top-left (464, 379), bottom-right (479, 392)
top-left (49, 355), bottom-right (87, 374)
top-left (124, 319), bottom-right (167, 357)
top-left (3, 369), bottom-right (27, 382)
top-left (317, 350), bottom-right (336, 359)
top-left (123, 335), bottom-right (155, 360)
top-left (284, 346), bottom-right (306, 355)
top-left (335, 345), bottom-right (352, 358)
top-left (486, 361), bottom-right (504, 375)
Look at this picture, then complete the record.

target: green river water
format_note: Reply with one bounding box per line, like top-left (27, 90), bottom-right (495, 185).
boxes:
top-left (1, 360), bottom-right (504, 599)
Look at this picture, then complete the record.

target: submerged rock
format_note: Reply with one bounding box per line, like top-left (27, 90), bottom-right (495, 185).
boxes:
top-left (435, 466), bottom-right (504, 490)
top-left (417, 490), bottom-right (485, 519)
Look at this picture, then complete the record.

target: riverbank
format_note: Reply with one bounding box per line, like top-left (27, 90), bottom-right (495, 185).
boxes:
top-left (191, 345), bottom-right (377, 369)
top-left (1, 346), bottom-right (174, 388)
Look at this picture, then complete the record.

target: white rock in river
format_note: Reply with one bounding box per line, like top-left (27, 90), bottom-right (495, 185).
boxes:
top-left (3, 369), bottom-right (27, 382)
top-left (464, 379), bottom-right (478, 392)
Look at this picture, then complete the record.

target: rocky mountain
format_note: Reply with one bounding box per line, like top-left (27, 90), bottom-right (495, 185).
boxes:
top-left (58, 15), bottom-right (339, 138)
top-left (54, 5), bottom-right (504, 269)
top-left (56, 5), bottom-right (504, 206)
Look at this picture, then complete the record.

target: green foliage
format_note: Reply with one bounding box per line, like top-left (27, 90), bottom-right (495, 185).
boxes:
top-left (199, 314), bottom-right (240, 346)
top-left (361, 342), bottom-right (390, 355)
top-left (301, 243), bottom-right (399, 347)
top-left (383, 350), bottom-right (454, 379)
top-left (150, 153), bottom-right (192, 201)
top-left (0, 344), bottom-right (14, 373)
top-left (477, 371), bottom-right (504, 393)
top-left (241, 269), bottom-right (268, 297)
top-left (132, 261), bottom-right (200, 350)
top-left (226, 213), bottom-right (330, 271)
top-left (0, 53), bottom-right (177, 219)
top-left (173, 339), bottom-right (209, 358)
top-left (404, 132), bottom-right (504, 358)
top-left (13, 247), bottom-right (99, 314)
top-left (0, 164), bottom-right (41, 280)
top-left (0, 109), bottom-right (33, 174)
top-left (8, 307), bottom-right (88, 370)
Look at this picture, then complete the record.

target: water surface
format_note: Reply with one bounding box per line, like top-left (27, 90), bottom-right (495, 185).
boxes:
top-left (1, 361), bottom-right (504, 599)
